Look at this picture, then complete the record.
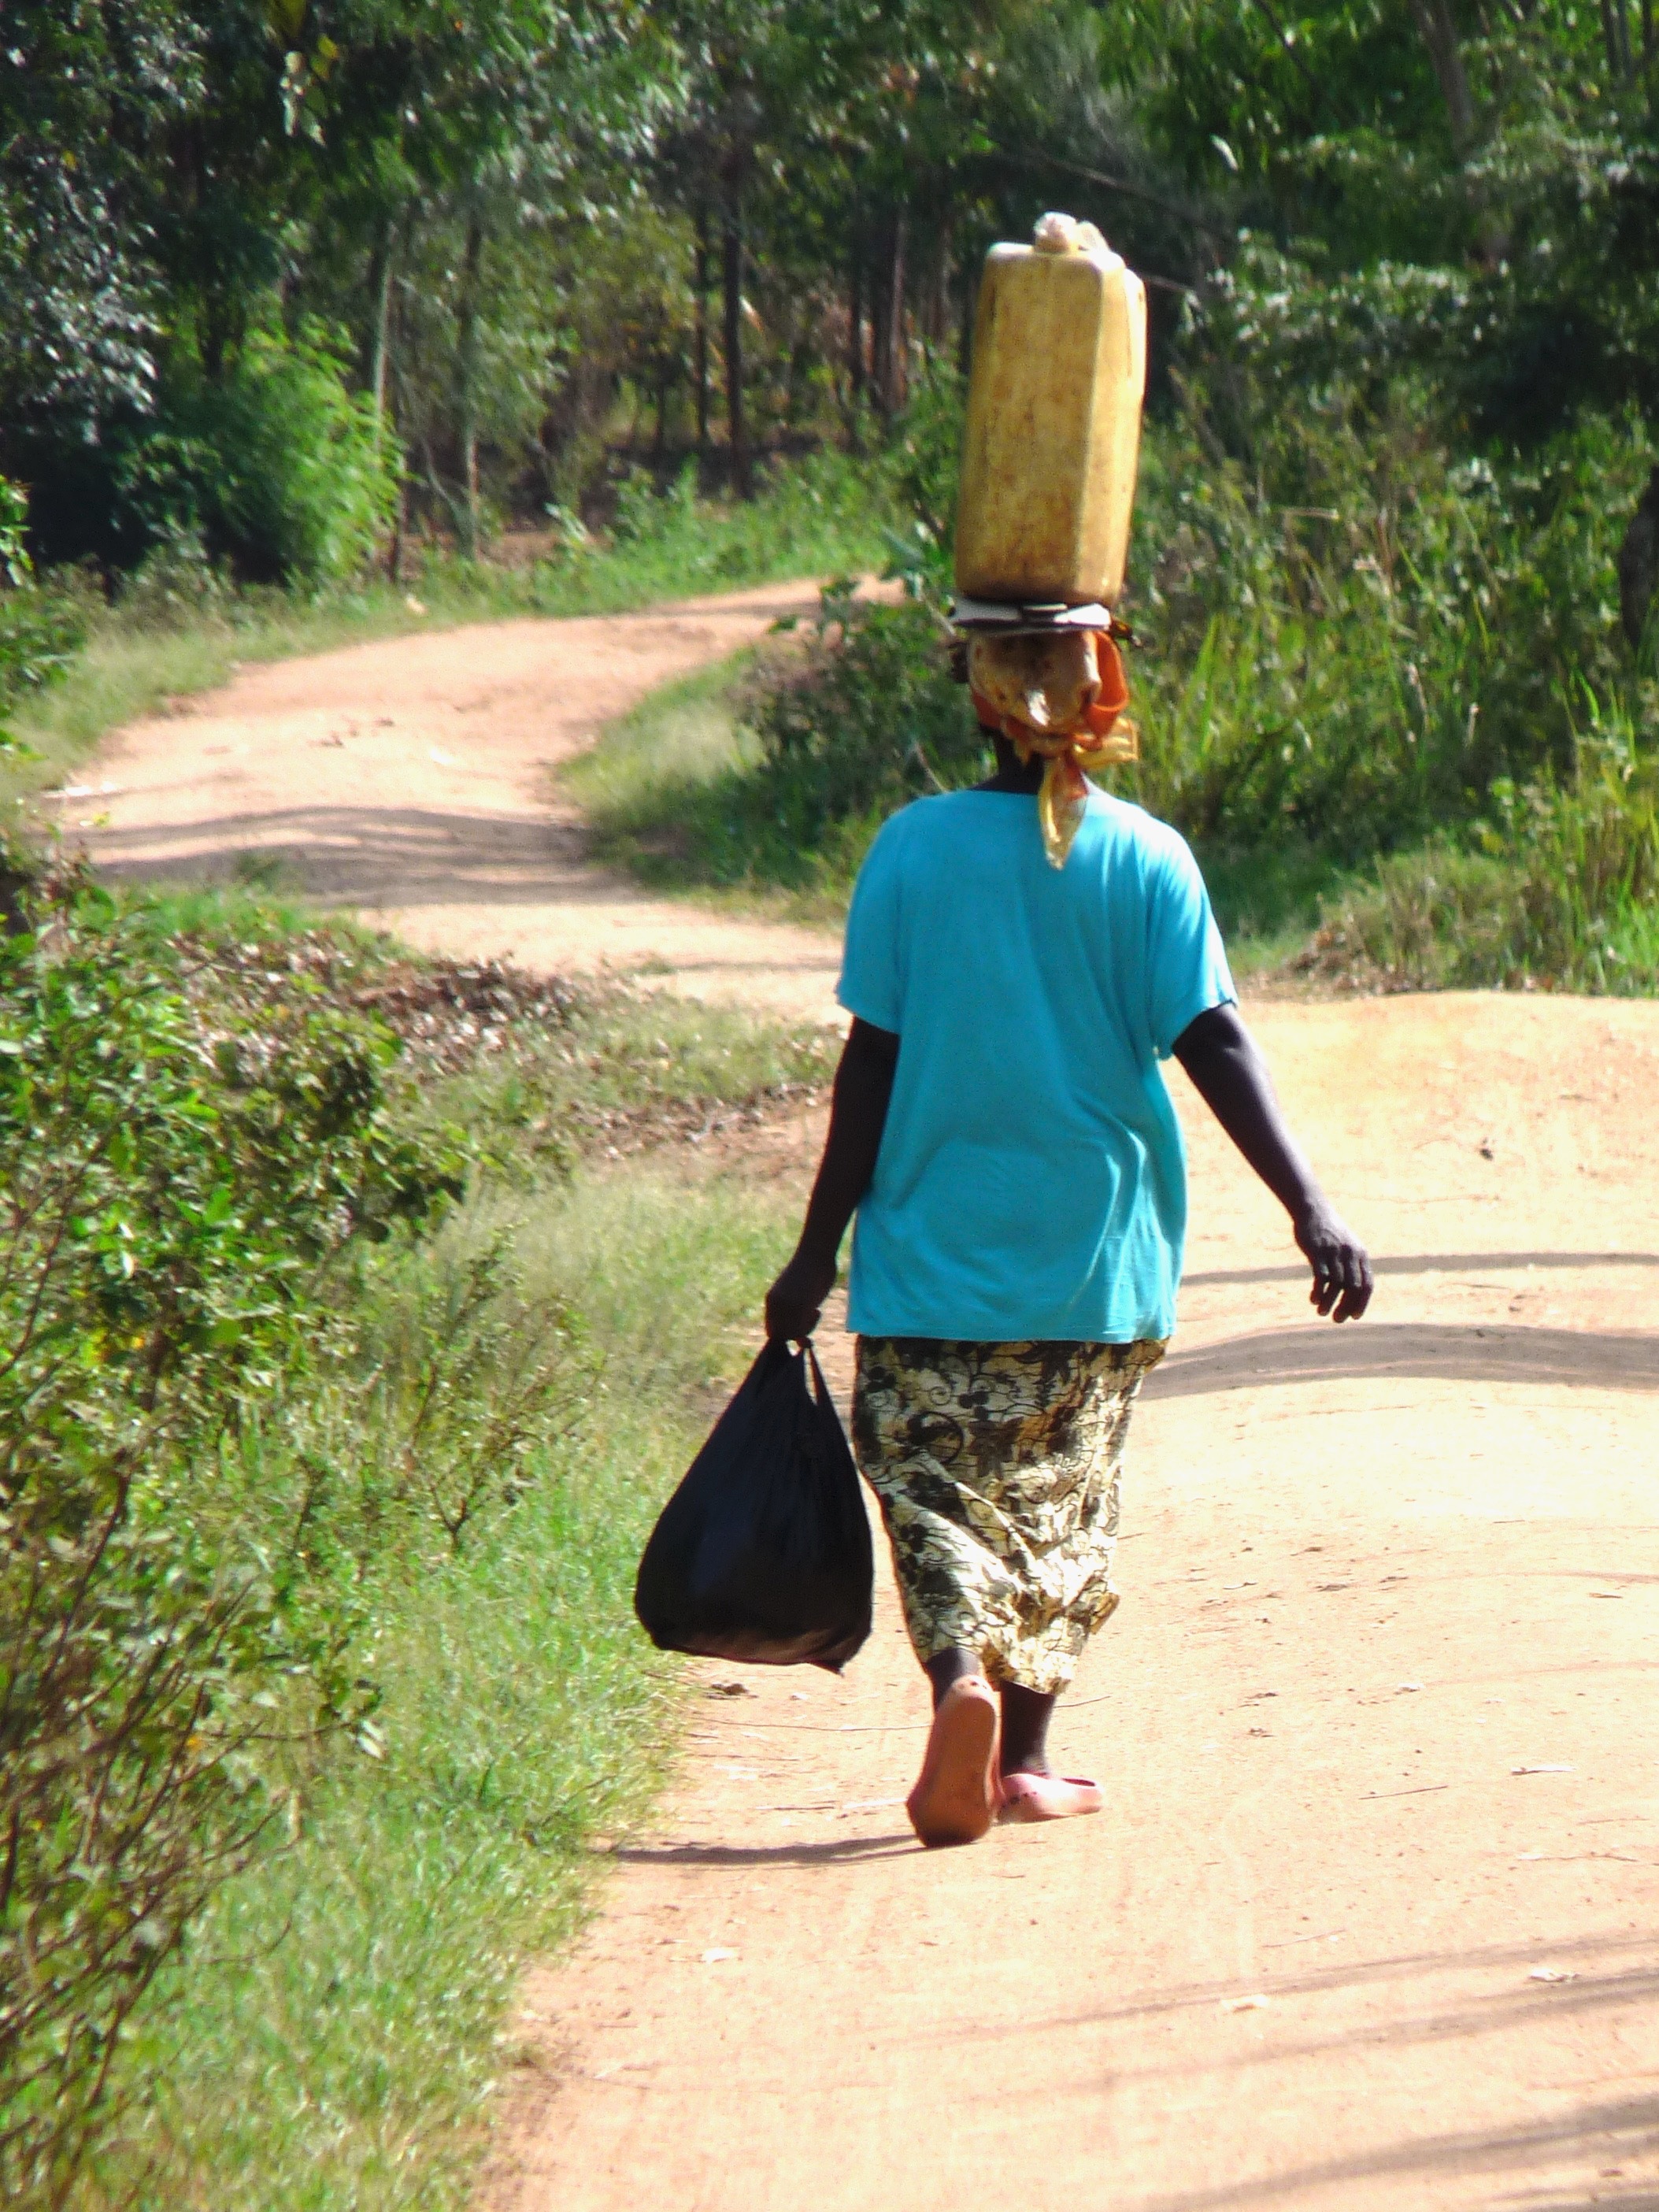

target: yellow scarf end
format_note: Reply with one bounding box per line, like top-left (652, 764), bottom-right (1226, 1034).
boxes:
top-left (1035, 724), bottom-right (1141, 866)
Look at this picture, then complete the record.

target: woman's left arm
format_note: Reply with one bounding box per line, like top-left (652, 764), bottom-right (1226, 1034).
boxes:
top-left (1172, 1002), bottom-right (1374, 1323)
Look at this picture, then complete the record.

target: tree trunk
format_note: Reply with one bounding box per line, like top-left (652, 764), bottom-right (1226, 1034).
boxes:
top-left (1616, 465), bottom-right (1659, 649)
top-left (848, 236), bottom-right (865, 406)
top-left (367, 218), bottom-right (395, 419)
top-left (374, 217), bottom-right (403, 582)
top-left (1598, 0), bottom-right (1626, 82)
top-left (884, 210), bottom-right (908, 412)
top-left (929, 226), bottom-right (952, 350)
top-left (1407, 0), bottom-right (1477, 153)
top-left (869, 220), bottom-right (892, 415)
top-left (201, 295), bottom-right (231, 383)
top-left (693, 206), bottom-right (711, 457)
top-left (388, 472), bottom-right (407, 586)
top-left (722, 195), bottom-right (749, 498)
top-left (454, 209), bottom-right (486, 557)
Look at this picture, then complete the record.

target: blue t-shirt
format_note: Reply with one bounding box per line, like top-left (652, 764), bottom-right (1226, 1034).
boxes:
top-left (837, 788), bottom-right (1235, 1343)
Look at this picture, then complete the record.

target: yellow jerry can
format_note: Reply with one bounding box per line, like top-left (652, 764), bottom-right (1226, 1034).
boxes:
top-left (954, 213), bottom-right (1148, 609)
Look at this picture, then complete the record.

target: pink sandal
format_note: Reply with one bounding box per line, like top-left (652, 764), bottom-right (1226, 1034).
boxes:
top-left (907, 1677), bottom-right (1001, 1848)
top-left (996, 1771), bottom-right (1105, 1824)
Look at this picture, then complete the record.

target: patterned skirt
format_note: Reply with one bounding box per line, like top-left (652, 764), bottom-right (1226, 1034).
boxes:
top-left (851, 1336), bottom-right (1165, 1696)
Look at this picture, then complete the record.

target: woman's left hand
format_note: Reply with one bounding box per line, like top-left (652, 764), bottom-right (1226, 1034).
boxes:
top-left (1294, 1199), bottom-right (1374, 1322)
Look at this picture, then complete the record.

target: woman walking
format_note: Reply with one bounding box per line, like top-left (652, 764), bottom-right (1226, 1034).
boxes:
top-left (764, 657), bottom-right (1372, 1848)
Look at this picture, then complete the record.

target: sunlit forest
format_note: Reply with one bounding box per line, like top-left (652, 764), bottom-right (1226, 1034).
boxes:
top-left (5, 2), bottom-right (1654, 571)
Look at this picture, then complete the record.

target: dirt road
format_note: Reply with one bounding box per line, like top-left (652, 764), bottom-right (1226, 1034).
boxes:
top-left (489, 993), bottom-right (1659, 2212)
top-left (69, 581), bottom-right (845, 1022)
top-left (81, 600), bottom-right (1659, 2207)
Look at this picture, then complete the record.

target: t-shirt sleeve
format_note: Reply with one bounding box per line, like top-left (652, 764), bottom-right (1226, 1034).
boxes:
top-left (837, 822), bottom-right (904, 1032)
top-left (1143, 828), bottom-right (1236, 1057)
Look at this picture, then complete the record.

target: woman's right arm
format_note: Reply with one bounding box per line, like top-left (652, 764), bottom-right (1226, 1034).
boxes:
top-left (763, 1018), bottom-right (900, 1340)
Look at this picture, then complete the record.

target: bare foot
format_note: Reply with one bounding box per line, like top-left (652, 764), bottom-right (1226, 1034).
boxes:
top-left (997, 1773), bottom-right (1105, 1824)
top-left (906, 1677), bottom-right (1000, 1848)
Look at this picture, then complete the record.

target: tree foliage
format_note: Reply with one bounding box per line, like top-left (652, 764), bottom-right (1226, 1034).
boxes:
top-left (0, 0), bottom-right (1656, 580)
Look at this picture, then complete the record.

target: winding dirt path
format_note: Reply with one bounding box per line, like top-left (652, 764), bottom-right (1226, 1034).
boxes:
top-left (67, 580), bottom-right (845, 1022)
top-left (77, 595), bottom-right (1659, 2209)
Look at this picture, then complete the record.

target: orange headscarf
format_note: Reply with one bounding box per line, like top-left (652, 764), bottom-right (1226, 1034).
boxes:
top-left (970, 631), bottom-right (1138, 867)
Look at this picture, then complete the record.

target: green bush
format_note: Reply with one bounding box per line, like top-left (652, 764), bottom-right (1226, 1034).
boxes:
top-left (1126, 395), bottom-right (1657, 859)
top-left (717, 381), bottom-right (1659, 969)
top-left (750, 585), bottom-right (984, 840)
top-left (0, 888), bottom-right (837, 2206)
top-left (0, 478), bottom-right (86, 749)
top-left (116, 331), bottom-right (398, 585)
top-left (1305, 695), bottom-right (1659, 991)
top-left (879, 354), bottom-right (965, 600)
top-left (0, 880), bottom-right (461, 2203)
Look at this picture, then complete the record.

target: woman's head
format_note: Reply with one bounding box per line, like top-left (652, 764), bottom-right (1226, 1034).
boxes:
top-left (964, 627), bottom-right (1138, 866)
top-left (968, 629), bottom-right (1108, 737)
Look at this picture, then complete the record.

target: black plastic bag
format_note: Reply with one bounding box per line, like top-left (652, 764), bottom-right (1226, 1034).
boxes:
top-left (634, 1339), bottom-right (873, 1671)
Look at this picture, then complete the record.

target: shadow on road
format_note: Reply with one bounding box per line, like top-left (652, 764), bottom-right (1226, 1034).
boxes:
top-left (1128, 2088), bottom-right (1659, 2210)
top-left (1147, 1321), bottom-right (1659, 1398)
top-left (90, 804), bottom-right (596, 908)
top-left (1186, 1251), bottom-right (1659, 1288)
top-left (611, 1833), bottom-right (914, 1869)
top-left (997, 1929), bottom-right (1659, 2210)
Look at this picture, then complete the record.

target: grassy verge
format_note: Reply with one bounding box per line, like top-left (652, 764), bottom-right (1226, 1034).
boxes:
top-left (11, 885), bottom-right (828, 2211)
top-left (564, 639), bottom-right (934, 937)
top-left (559, 650), bottom-right (846, 924)
top-left (6, 449), bottom-right (894, 816)
top-left (93, 1166), bottom-right (798, 2212)
top-left (1293, 832), bottom-right (1659, 995)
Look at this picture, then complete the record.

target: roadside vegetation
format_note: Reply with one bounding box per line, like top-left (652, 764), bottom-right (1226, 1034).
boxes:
top-left (5, 2), bottom-right (1657, 987)
top-left (0, 860), bottom-right (828, 2210)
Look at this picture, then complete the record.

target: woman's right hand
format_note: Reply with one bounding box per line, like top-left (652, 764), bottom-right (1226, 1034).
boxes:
top-left (764, 1247), bottom-right (837, 1343)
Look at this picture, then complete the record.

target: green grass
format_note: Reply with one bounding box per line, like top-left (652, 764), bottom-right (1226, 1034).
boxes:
top-left (115, 876), bottom-right (376, 945)
top-left (565, 652), bottom-right (764, 826)
top-left (89, 1164), bottom-right (798, 2212)
top-left (561, 650), bottom-right (790, 899)
top-left (6, 448), bottom-right (895, 818)
top-left (530, 448), bottom-right (892, 617)
top-left (565, 647), bottom-right (889, 929)
top-left (1297, 835), bottom-right (1659, 995)
top-left (1192, 843), bottom-right (1353, 980)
